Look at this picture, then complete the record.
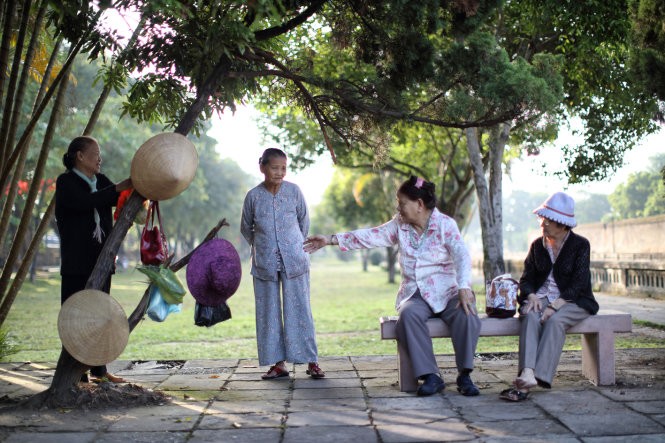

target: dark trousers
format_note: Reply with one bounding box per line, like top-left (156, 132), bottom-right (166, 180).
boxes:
top-left (61, 274), bottom-right (112, 377)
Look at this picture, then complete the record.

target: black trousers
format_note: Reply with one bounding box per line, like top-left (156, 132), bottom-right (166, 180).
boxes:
top-left (61, 274), bottom-right (112, 377)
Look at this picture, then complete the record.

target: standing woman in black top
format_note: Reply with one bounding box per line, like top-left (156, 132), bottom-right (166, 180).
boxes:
top-left (55, 136), bottom-right (132, 383)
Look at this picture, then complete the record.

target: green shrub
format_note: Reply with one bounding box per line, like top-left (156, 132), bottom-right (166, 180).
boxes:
top-left (0, 328), bottom-right (19, 361)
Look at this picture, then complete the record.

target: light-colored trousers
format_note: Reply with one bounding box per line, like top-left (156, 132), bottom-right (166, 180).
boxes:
top-left (395, 291), bottom-right (481, 378)
top-left (253, 272), bottom-right (318, 366)
top-left (518, 297), bottom-right (590, 387)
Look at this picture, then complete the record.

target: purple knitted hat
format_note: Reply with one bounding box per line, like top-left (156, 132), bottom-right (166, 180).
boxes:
top-left (186, 238), bottom-right (242, 305)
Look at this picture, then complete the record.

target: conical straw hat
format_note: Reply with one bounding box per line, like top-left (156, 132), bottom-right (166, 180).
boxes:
top-left (57, 289), bottom-right (129, 367)
top-left (131, 132), bottom-right (198, 201)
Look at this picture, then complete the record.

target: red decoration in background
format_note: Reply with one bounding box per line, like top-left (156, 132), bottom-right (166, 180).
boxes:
top-left (114, 189), bottom-right (133, 221)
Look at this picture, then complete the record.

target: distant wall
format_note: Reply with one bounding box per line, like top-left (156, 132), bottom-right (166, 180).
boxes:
top-left (575, 214), bottom-right (665, 257)
top-left (491, 215), bottom-right (665, 298)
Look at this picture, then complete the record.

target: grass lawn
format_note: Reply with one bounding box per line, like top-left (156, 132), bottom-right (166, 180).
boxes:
top-left (4, 254), bottom-right (664, 363)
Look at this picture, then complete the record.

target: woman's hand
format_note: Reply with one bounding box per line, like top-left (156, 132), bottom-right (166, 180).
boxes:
top-left (540, 298), bottom-right (567, 323)
top-left (523, 293), bottom-right (541, 314)
top-left (303, 234), bottom-right (329, 254)
top-left (115, 178), bottom-right (132, 192)
top-left (456, 288), bottom-right (476, 316)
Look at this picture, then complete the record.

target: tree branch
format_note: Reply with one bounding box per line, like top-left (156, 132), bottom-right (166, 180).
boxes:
top-left (253, 0), bottom-right (328, 41)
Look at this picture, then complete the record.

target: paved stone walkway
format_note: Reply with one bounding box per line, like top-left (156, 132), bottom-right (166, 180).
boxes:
top-left (1, 348), bottom-right (664, 442)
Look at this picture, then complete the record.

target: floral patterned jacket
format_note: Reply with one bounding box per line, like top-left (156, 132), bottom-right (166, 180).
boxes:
top-left (336, 208), bottom-right (472, 313)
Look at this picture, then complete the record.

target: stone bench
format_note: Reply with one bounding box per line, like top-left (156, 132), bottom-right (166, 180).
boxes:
top-left (380, 310), bottom-right (632, 392)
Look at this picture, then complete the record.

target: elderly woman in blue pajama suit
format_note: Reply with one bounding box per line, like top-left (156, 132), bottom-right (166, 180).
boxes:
top-left (241, 148), bottom-right (325, 380)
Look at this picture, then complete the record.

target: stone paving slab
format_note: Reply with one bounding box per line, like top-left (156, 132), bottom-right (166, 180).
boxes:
top-left (289, 397), bottom-right (367, 411)
top-left (377, 418), bottom-right (475, 442)
top-left (282, 425), bottom-right (377, 443)
top-left (190, 428), bottom-right (281, 443)
top-left (0, 350), bottom-right (664, 442)
top-left (198, 411), bottom-right (284, 429)
top-left (3, 432), bottom-right (100, 443)
top-left (290, 386), bottom-right (364, 399)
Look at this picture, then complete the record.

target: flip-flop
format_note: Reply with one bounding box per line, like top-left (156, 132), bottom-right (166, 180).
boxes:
top-left (499, 388), bottom-right (529, 402)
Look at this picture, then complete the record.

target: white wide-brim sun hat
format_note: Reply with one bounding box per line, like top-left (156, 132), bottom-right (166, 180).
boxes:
top-left (532, 191), bottom-right (577, 228)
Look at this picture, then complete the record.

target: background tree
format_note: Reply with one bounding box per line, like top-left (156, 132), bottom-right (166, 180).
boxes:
top-left (628, 0), bottom-right (665, 107)
top-left (316, 169), bottom-right (399, 281)
top-left (263, 0), bottom-right (661, 282)
top-left (575, 194), bottom-right (613, 225)
top-left (609, 172), bottom-right (663, 219)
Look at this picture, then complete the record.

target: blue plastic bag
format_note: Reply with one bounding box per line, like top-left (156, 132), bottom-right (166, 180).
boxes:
top-left (146, 285), bottom-right (181, 322)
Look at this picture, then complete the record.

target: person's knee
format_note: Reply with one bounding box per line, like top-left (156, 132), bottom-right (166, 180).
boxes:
top-left (543, 315), bottom-right (567, 333)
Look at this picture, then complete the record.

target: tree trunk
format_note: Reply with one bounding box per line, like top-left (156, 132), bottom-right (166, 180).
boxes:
top-left (22, 347), bottom-right (90, 409)
top-left (465, 125), bottom-right (510, 283)
top-left (0, 1), bottom-right (18, 142)
top-left (360, 249), bottom-right (369, 271)
top-left (386, 245), bottom-right (397, 284)
top-left (2, 198), bottom-right (55, 327)
top-left (0, 0), bottom-right (32, 155)
top-left (26, 13), bottom-right (230, 407)
top-left (0, 10), bottom-right (97, 192)
top-left (0, 63), bottom-right (70, 322)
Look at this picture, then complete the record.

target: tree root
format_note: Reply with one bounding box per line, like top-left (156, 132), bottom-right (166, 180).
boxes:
top-left (13, 382), bottom-right (171, 411)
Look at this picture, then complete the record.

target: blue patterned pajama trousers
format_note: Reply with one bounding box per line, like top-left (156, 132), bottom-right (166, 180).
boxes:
top-left (253, 271), bottom-right (319, 366)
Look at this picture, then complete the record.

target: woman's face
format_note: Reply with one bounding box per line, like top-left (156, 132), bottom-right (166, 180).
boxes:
top-left (260, 155), bottom-right (287, 187)
top-left (539, 216), bottom-right (567, 238)
top-left (396, 192), bottom-right (421, 224)
top-left (76, 143), bottom-right (102, 177)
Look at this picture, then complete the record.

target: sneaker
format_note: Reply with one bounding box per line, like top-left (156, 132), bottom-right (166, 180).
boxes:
top-left (261, 364), bottom-right (289, 380)
top-left (417, 373), bottom-right (445, 396)
top-left (456, 373), bottom-right (480, 396)
top-left (306, 362), bottom-right (325, 379)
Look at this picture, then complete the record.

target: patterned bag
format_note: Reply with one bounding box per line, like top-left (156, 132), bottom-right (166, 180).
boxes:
top-left (485, 274), bottom-right (518, 318)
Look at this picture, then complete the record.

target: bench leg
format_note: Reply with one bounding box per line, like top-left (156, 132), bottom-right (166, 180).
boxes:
top-left (396, 339), bottom-right (418, 392)
top-left (581, 331), bottom-right (616, 386)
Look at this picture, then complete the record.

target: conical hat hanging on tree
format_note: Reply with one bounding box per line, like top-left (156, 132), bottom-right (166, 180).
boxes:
top-left (131, 132), bottom-right (198, 201)
top-left (58, 289), bottom-right (129, 367)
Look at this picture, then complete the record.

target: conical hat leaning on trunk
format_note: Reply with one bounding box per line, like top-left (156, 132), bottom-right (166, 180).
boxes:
top-left (58, 289), bottom-right (129, 367)
top-left (131, 133), bottom-right (198, 201)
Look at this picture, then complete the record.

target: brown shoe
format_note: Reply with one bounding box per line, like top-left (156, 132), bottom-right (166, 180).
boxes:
top-left (261, 364), bottom-right (289, 380)
top-left (306, 362), bottom-right (325, 379)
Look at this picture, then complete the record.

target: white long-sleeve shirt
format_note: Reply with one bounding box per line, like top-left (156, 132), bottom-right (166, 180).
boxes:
top-left (336, 208), bottom-right (472, 313)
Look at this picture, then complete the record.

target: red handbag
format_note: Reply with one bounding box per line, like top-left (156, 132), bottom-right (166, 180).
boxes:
top-left (140, 201), bottom-right (169, 265)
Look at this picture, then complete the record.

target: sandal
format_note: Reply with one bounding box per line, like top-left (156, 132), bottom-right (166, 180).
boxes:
top-left (261, 364), bottom-right (289, 380)
top-left (499, 388), bottom-right (529, 402)
top-left (305, 362), bottom-right (325, 379)
top-left (91, 373), bottom-right (126, 384)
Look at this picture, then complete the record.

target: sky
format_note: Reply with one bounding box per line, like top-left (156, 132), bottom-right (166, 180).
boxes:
top-left (209, 105), bottom-right (665, 206)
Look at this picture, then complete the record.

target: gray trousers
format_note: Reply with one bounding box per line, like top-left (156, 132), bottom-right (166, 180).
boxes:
top-left (253, 272), bottom-right (318, 366)
top-left (518, 298), bottom-right (590, 387)
top-left (395, 291), bottom-right (481, 378)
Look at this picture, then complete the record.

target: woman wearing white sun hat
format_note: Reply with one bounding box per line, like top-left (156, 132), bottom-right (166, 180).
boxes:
top-left (500, 191), bottom-right (599, 402)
